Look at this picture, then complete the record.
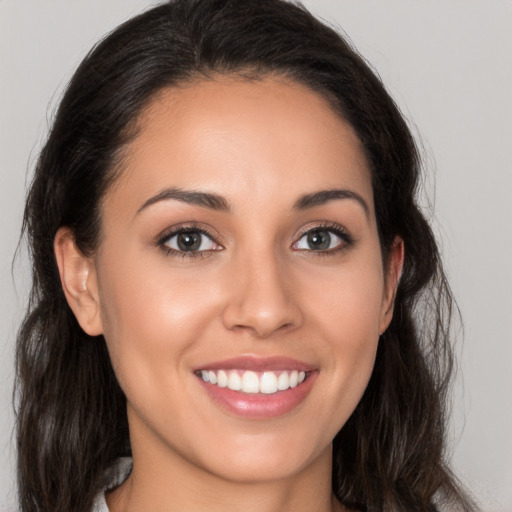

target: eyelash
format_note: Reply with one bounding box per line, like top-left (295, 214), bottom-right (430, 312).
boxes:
top-left (156, 222), bottom-right (354, 260)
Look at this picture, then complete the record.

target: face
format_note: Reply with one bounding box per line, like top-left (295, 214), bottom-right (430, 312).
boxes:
top-left (59, 76), bottom-right (402, 485)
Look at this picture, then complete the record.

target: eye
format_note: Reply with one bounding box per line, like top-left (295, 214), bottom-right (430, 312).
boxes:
top-left (293, 225), bottom-right (352, 253)
top-left (160, 228), bottom-right (221, 255)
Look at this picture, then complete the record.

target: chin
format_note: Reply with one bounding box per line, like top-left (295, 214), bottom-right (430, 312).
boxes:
top-left (188, 425), bottom-right (334, 484)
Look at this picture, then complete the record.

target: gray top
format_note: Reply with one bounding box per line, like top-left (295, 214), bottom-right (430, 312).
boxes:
top-left (91, 457), bottom-right (133, 512)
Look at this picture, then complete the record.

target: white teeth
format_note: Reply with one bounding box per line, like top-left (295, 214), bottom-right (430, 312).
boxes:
top-left (199, 369), bottom-right (308, 394)
top-left (241, 371), bottom-right (260, 393)
top-left (260, 372), bottom-right (278, 394)
top-left (289, 370), bottom-right (298, 388)
top-left (227, 370), bottom-right (242, 391)
top-left (217, 370), bottom-right (228, 387)
top-left (277, 371), bottom-right (290, 391)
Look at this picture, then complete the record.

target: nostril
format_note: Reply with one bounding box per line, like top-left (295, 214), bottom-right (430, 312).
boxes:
top-left (223, 309), bottom-right (303, 339)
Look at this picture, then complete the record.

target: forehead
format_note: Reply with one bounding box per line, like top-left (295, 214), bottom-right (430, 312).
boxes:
top-left (107, 76), bottom-right (374, 217)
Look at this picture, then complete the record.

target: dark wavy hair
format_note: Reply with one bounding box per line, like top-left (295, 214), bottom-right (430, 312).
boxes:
top-left (16, 1), bottom-right (477, 511)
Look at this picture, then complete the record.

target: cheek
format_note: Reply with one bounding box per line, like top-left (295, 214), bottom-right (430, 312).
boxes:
top-left (96, 252), bottom-right (221, 392)
top-left (300, 250), bottom-right (384, 390)
top-left (304, 248), bottom-right (385, 332)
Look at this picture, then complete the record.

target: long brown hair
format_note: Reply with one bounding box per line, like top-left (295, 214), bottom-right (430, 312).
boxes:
top-left (16, 1), bottom-right (477, 510)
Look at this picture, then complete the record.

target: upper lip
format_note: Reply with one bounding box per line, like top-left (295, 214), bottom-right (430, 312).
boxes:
top-left (194, 355), bottom-right (316, 372)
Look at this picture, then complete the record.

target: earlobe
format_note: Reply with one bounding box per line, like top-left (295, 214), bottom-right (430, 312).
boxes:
top-left (54, 227), bottom-right (103, 336)
top-left (379, 236), bottom-right (404, 335)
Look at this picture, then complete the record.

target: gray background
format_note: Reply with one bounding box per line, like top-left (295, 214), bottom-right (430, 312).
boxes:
top-left (1, 1), bottom-right (511, 510)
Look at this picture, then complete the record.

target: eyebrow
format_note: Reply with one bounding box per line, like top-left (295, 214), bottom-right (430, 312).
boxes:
top-left (137, 187), bottom-right (231, 215)
top-left (293, 189), bottom-right (369, 217)
top-left (136, 186), bottom-right (369, 217)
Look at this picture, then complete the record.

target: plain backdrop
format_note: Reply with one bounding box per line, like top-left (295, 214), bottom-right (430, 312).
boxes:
top-left (1, 1), bottom-right (511, 511)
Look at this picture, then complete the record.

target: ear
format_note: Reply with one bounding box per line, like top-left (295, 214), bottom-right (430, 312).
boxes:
top-left (379, 236), bottom-right (404, 335)
top-left (54, 227), bottom-right (103, 336)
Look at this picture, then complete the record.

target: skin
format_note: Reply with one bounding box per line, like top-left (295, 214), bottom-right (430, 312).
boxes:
top-left (55, 76), bottom-right (403, 512)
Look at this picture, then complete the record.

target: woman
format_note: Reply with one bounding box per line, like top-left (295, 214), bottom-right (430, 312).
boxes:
top-left (15, 0), bottom-right (477, 511)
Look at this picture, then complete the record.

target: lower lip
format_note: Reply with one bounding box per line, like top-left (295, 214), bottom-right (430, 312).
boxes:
top-left (197, 372), bottom-right (317, 419)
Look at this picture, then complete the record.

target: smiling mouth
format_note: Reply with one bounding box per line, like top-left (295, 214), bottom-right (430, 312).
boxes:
top-left (196, 369), bottom-right (308, 395)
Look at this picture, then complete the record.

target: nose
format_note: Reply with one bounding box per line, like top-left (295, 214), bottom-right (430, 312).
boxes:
top-left (221, 252), bottom-right (303, 338)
